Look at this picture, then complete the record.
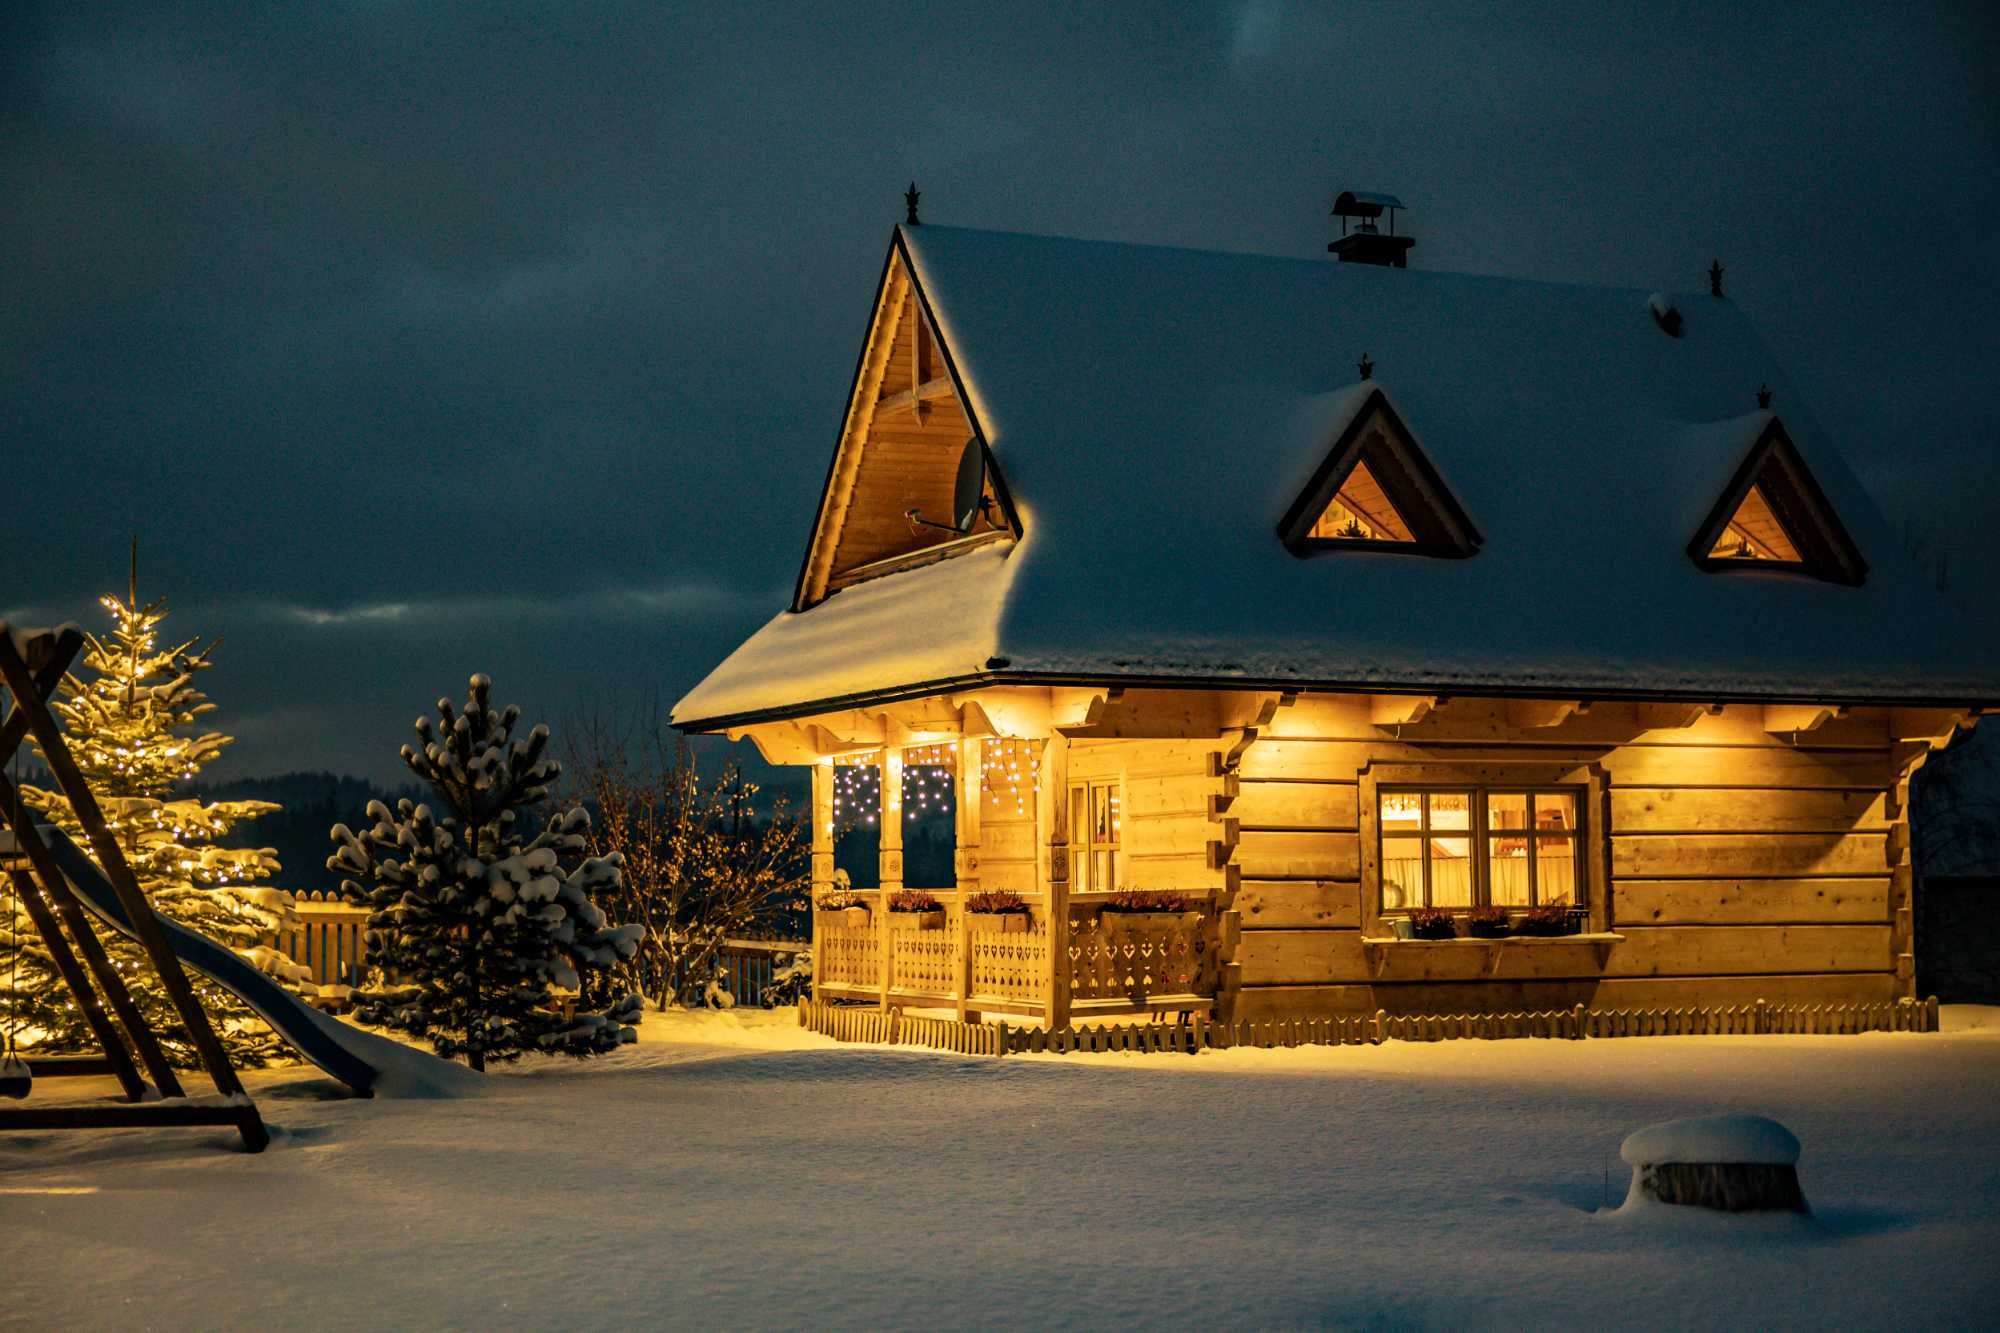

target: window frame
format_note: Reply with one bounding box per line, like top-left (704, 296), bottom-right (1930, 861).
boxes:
top-left (1358, 760), bottom-right (1610, 937)
top-left (1068, 777), bottom-right (1122, 893)
top-left (1275, 390), bottom-right (1482, 560)
top-left (1687, 418), bottom-right (1866, 586)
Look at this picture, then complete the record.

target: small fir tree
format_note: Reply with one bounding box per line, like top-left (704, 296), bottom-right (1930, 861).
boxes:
top-left (8, 561), bottom-right (301, 1065)
top-left (330, 675), bottom-right (643, 1069)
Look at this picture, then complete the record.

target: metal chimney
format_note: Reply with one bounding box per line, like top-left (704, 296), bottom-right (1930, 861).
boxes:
top-left (1329, 191), bottom-right (1415, 268)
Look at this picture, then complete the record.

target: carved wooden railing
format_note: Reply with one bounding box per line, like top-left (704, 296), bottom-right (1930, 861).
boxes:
top-left (813, 894), bottom-right (882, 993)
top-left (811, 889), bottom-right (1219, 1023)
top-left (1065, 903), bottom-right (1218, 1011)
top-left (967, 915), bottom-right (1049, 1010)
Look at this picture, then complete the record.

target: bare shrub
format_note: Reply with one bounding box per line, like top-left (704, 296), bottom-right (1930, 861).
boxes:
top-left (562, 707), bottom-right (807, 1007)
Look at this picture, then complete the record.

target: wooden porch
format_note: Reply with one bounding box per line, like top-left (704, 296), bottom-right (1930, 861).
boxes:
top-left (812, 887), bottom-right (1220, 1025)
top-left (807, 732), bottom-right (1228, 1028)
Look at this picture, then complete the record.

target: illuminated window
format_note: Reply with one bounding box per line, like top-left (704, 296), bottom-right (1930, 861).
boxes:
top-left (1690, 419), bottom-right (1865, 584)
top-left (1379, 786), bottom-right (1582, 913)
top-left (1307, 459), bottom-right (1416, 542)
top-left (1707, 483), bottom-right (1802, 563)
top-left (1068, 779), bottom-right (1121, 892)
top-left (1277, 391), bottom-right (1480, 558)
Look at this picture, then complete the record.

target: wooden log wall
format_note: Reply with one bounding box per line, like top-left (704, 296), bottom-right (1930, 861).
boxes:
top-left (1069, 738), bottom-right (1227, 892)
top-left (1106, 695), bottom-right (1913, 1021)
top-left (977, 739), bottom-right (1040, 894)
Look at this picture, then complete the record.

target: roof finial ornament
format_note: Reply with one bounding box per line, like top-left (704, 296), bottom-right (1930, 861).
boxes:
top-left (1756, 383), bottom-right (1772, 410)
top-left (904, 181), bottom-right (921, 226)
top-left (1357, 352), bottom-right (1374, 381)
top-left (1709, 259), bottom-right (1724, 297)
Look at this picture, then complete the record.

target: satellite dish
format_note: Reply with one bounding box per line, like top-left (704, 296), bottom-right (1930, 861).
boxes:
top-left (952, 438), bottom-right (988, 532)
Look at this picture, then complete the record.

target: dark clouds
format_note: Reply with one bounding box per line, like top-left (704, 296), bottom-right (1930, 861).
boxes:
top-left (4, 2), bottom-right (1996, 782)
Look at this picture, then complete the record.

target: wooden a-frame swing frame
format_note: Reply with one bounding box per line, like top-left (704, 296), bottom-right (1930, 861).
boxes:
top-left (0, 621), bottom-right (268, 1152)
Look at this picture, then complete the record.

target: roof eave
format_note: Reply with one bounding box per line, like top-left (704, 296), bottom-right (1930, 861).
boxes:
top-left (672, 669), bottom-right (2000, 735)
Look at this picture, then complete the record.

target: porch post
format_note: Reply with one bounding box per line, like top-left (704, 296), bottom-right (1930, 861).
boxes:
top-left (810, 759), bottom-right (833, 1004)
top-left (1038, 733), bottom-right (1070, 1031)
top-left (877, 747), bottom-right (903, 1012)
top-left (954, 736), bottom-right (984, 1020)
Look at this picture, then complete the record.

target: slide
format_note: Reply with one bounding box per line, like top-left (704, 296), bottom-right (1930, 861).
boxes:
top-left (40, 827), bottom-right (381, 1097)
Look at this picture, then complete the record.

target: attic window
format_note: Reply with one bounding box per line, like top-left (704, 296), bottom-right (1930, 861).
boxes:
top-left (1707, 484), bottom-right (1802, 563)
top-left (1690, 419), bottom-right (1865, 585)
top-left (1278, 389), bottom-right (1480, 558)
top-left (1306, 459), bottom-right (1415, 542)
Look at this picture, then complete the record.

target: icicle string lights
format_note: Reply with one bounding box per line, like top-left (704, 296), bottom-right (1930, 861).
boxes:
top-left (980, 738), bottom-right (1040, 816)
top-left (831, 743), bottom-right (956, 825)
top-left (828, 739), bottom-right (1050, 825)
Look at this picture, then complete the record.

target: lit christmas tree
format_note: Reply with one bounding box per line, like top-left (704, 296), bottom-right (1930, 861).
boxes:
top-left (330, 674), bottom-right (643, 1070)
top-left (7, 553), bottom-right (302, 1064)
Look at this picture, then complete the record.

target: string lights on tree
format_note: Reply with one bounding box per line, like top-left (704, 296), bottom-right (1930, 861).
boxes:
top-left (5, 548), bottom-right (306, 1066)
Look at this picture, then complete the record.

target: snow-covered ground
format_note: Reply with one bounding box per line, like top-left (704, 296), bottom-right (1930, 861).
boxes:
top-left (6, 1008), bottom-right (2000, 1330)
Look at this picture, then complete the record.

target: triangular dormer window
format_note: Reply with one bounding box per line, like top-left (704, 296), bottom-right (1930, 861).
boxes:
top-left (1690, 418), bottom-right (1865, 585)
top-left (1278, 389), bottom-right (1479, 557)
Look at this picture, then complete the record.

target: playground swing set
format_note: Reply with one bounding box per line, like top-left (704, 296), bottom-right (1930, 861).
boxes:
top-left (0, 621), bottom-right (364, 1153)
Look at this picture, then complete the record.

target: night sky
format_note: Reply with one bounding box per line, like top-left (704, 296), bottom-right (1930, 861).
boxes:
top-left (6, 3), bottom-right (1996, 785)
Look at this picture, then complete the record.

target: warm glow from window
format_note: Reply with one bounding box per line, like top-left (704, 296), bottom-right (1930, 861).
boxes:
top-left (1380, 787), bottom-right (1580, 912)
top-left (1708, 484), bottom-right (1803, 562)
top-left (1308, 458), bottom-right (1415, 542)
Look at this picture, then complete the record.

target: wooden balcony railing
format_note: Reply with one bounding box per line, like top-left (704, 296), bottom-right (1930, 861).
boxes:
top-left (812, 889), bottom-right (1218, 1026)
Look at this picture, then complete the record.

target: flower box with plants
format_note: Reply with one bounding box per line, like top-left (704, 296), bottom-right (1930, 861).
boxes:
top-left (1466, 906), bottom-right (1513, 939)
top-left (965, 890), bottom-right (1033, 933)
top-left (887, 889), bottom-right (946, 930)
top-left (817, 888), bottom-right (870, 928)
top-left (1407, 906), bottom-right (1459, 940)
top-left (1096, 890), bottom-right (1199, 931)
top-left (1514, 903), bottom-right (1588, 937)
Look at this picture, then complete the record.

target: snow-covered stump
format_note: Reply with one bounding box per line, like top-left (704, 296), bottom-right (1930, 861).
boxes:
top-left (1620, 1115), bottom-right (1809, 1214)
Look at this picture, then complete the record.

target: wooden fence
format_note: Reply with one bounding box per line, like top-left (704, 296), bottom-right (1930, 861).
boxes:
top-left (799, 996), bottom-right (1941, 1059)
top-left (274, 893), bottom-right (371, 988)
top-left (684, 939), bottom-right (806, 1006)
top-left (273, 899), bottom-right (804, 1009)
top-left (797, 1000), bottom-right (1007, 1055)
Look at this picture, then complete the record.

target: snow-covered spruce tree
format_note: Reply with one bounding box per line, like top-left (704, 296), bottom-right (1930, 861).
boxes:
top-left (9, 572), bottom-right (301, 1065)
top-left (329, 675), bottom-right (643, 1069)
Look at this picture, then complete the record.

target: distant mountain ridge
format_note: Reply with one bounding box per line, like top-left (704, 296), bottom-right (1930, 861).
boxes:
top-left (185, 771), bottom-right (423, 895)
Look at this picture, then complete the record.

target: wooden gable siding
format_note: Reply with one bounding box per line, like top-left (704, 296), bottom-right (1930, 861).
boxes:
top-left (798, 248), bottom-right (987, 604)
top-left (1081, 696), bottom-right (1911, 1022)
top-left (832, 276), bottom-right (977, 579)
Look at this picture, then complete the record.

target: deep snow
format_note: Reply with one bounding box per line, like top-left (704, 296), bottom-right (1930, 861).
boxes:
top-left (4, 1008), bottom-right (1999, 1330)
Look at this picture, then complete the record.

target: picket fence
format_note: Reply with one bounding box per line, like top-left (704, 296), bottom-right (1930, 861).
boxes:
top-left (797, 996), bottom-right (1940, 1059)
top-left (276, 894), bottom-right (802, 1008)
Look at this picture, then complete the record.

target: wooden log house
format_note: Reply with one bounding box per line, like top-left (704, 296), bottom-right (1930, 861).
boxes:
top-left (671, 216), bottom-right (1996, 1032)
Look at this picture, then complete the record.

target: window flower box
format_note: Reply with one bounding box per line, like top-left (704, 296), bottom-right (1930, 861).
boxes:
top-left (1097, 890), bottom-right (1198, 933)
top-left (817, 889), bottom-right (870, 929)
top-left (888, 890), bottom-right (945, 930)
top-left (967, 890), bottom-right (1033, 932)
top-left (1358, 932), bottom-right (1625, 981)
top-left (1514, 903), bottom-right (1590, 937)
top-left (1098, 910), bottom-right (1200, 933)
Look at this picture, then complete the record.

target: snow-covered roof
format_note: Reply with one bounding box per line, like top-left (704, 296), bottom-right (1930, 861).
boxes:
top-left (674, 225), bottom-right (2000, 729)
